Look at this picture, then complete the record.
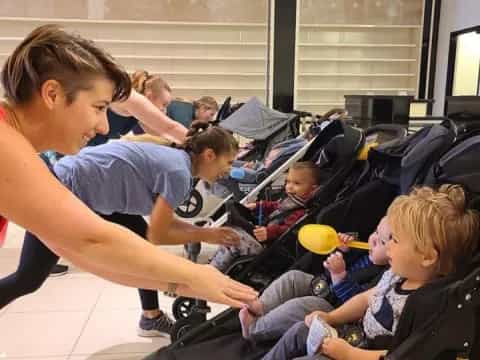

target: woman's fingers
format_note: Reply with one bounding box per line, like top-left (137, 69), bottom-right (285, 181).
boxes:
top-left (226, 279), bottom-right (258, 298)
top-left (219, 294), bottom-right (247, 309)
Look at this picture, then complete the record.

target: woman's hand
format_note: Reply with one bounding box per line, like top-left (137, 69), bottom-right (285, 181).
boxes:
top-left (253, 226), bottom-right (268, 242)
top-left (321, 338), bottom-right (355, 360)
top-left (203, 227), bottom-right (241, 246)
top-left (178, 264), bottom-right (258, 308)
top-left (305, 310), bottom-right (332, 328)
top-left (323, 251), bottom-right (347, 284)
top-left (243, 161), bottom-right (255, 169)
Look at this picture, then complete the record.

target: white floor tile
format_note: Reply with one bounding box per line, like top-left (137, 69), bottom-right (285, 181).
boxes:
top-left (0, 248), bottom-right (21, 276)
top-left (72, 309), bottom-right (169, 355)
top-left (6, 276), bottom-right (105, 313)
top-left (2, 223), bottom-right (25, 249)
top-left (95, 282), bottom-right (143, 311)
top-left (0, 311), bottom-right (90, 357)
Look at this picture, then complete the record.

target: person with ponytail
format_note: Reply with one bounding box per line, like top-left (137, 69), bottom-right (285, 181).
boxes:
top-left (88, 70), bottom-right (186, 146)
top-left (0, 121), bottom-right (249, 336)
top-left (0, 24), bottom-right (257, 323)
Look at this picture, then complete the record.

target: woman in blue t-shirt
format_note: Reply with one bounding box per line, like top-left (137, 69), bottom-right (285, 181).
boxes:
top-left (0, 124), bottom-right (245, 336)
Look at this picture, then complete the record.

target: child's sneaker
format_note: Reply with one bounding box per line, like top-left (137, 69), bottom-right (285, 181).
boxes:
top-left (137, 313), bottom-right (175, 337)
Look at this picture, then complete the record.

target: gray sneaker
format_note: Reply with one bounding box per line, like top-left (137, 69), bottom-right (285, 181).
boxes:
top-left (137, 313), bottom-right (175, 337)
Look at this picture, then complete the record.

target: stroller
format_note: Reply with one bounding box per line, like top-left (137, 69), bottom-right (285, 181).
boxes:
top-left (163, 121), bottom-right (408, 344)
top-left (144, 120), bottom-right (479, 360)
top-left (383, 121), bottom-right (480, 360)
top-left (168, 120), bottom-right (366, 340)
top-left (175, 97), bottom-right (303, 218)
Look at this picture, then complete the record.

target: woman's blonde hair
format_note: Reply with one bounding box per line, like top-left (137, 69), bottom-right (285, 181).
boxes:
top-left (121, 133), bottom-right (170, 146)
top-left (131, 70), bottom-right (171, 98)
top-left (387, 184), bottom-right (479, 276)
top-left (193, 96), bottom-right (219, 112)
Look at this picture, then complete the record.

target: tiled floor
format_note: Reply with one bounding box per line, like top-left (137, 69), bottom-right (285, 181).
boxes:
top-left (0, 222), bottom-right (226, 359)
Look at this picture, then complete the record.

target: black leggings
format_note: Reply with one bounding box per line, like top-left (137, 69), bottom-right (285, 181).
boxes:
top-left (0, 212), bottom-right (160, 311)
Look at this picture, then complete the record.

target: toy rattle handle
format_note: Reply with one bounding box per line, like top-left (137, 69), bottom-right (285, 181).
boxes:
top-left (347, 240), bottom-right (369, 250)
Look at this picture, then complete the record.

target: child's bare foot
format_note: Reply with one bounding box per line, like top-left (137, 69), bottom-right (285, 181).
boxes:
top-left (239, 307), bottom-right (256, 339)
top-left (247, 299), bottom-right (264, 316)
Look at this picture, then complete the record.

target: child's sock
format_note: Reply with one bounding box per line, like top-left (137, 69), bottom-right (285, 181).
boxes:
top-left (239, 307), bottom-right (257, 339)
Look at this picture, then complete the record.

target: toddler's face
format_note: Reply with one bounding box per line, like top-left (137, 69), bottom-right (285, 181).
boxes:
top-left (386, 222), bottom-right (432, 281)
top-left (285, 168), bottom-right (318, 199)
top-left (368, 217), bottom-right (391, 265)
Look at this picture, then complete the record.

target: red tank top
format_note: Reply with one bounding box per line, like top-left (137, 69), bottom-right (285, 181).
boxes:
top-left (0, 106), bottom-right (8, 245)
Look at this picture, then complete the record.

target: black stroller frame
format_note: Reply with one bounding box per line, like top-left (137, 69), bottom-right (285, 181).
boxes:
top-left (169, 121), bottom-right (401, 341)
top-left (148, 120), bottom-right (480, 360)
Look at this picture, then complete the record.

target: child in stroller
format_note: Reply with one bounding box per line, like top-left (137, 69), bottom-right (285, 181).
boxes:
top-left (215, 109), bottom-right (347, 199)
top-left (209, 161), bottom-right (326, 272)
top-left (262, 184), bottom-right (479, 360)
top-left (239, 217), bottom-right (391, 342)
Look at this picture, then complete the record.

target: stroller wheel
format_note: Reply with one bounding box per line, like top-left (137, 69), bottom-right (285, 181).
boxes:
top-left (172, 296), bottom-right (195, 320)
top-left (175, 189), bottom-right (203, 218)
top-left (171, 316), bottom-right (204, 343)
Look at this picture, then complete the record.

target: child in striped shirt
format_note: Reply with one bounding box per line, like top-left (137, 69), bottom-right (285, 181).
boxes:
top-left (239, 217), bottom-right (391, 341)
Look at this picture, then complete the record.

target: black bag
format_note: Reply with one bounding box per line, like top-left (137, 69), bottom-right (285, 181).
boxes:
top-left (424, 134), bottom-right (480, 193)
top-left (366, 120), bottom-right (457, 194)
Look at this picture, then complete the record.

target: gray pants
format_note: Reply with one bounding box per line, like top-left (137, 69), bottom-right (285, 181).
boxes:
top-left (209, 227), bottom-right (264, 272)
top-left (261, 321), bottom-right (331, 360)
top-left (250, 270), bottom-right (334, 342)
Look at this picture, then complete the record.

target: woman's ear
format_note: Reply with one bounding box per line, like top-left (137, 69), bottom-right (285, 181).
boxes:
top-left (40, 79), bottom-right (63, 110)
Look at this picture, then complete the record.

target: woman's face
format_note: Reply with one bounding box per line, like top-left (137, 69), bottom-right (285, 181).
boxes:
top-left (49, 77), bottom-right (114, 154)
top-left (197, 149), bottom-right (236, 183)
top-left (195, 105), bottom-right (216, 122)
top-left (147, 88), bottom-right (172, 114)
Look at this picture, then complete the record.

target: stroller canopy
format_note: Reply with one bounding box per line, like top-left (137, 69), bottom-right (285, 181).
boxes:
top-left (219, 97), bottom-right (296, 141)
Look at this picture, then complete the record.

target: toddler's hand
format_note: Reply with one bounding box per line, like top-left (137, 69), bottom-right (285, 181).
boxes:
top-left (253, 226), bottom-right (268, 242)
top-left (323, 251), bottom-right (347, 284)
top-left (305, 310), bottom-right (332, 328)
top-left (322, 338), bottom-right (354, 359)
top-left (337, 233), bottom-right (354, 252)
top-left (244, 202), bottom-right (257, 210)
top-left (243, 161), bottom-right (255, 169)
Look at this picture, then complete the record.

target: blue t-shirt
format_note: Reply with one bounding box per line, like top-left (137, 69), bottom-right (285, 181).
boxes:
top-left (54, 141), bottom-right (192, 215)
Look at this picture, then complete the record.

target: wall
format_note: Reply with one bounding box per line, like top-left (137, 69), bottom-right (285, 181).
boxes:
top-left (433, 0), bottom-right (480, 115)
top-left (0, 1), bottom-right (269, 104)
top-left (0, 0), bottom-right (266, 22)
